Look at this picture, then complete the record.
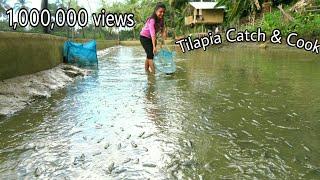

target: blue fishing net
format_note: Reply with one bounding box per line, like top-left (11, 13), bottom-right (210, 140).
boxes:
top-left (154, 48), bottom-right (176, 74)
top-left (63, 40), bottom-right (98, 66)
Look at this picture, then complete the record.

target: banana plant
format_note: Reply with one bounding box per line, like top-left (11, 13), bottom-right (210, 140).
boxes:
top-left (217, 0), bottom-right (262, 24)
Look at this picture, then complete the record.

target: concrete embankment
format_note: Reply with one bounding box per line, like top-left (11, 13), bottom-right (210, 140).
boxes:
top-left (0, 64), bottom-right (90, 117)
top-left (0, 31), bottom-right (119, 117)
top-left (0, 31), bottom-right (118, 81)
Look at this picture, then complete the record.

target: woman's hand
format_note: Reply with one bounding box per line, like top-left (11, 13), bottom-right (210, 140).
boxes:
top-left (151, 37), bottom-right (157, 55)
top-left (153, 46), bottom-right (157, 55)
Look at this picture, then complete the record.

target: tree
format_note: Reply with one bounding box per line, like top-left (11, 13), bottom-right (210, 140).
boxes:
top-left (11, 0), bottom-right (30, 31)
top-left (0, 0), bottom-right (11, 21)
top-left (170, 0), bottom-right (188, 8)
top-left (217, 0), bottom-right (300, 24)
top-left (13, 0), bottom-right (30, 11)
top-left (217, 0), bottom-right (262, 24)
top-left (66, 0), bottom-right (79, 38)
top-left (0, 0), bottom-right (11, 31)
top-left (102, 0), bottom-right (193, 40)
top-left (41, 0), bottom-right (49, 33)
top-left (170, 0), bottom-right (189, 37)
top-left (125, 0), bottom-right (139, 39)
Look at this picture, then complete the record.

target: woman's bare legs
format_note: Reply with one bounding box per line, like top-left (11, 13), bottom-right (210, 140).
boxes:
top-left (145, 59), bottom-right (155, 74)
top-left (148, 59), bottom-right (155, 74)
top-left (145, 59), bottom-right (149, 71)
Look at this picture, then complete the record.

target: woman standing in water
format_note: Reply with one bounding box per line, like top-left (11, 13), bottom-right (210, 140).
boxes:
top-left (140, 2), bottom-right (166, 74)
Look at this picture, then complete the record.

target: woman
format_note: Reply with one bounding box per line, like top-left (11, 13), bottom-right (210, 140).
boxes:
top-left (140, 2), bottom-right (166, 74)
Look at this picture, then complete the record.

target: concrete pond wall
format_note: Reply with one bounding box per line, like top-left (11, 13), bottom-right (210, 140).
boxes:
top-left (0, 31), bottom-right (118, 81)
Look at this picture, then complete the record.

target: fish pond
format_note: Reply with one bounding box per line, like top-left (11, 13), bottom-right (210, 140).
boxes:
top-left (0, 45), bottom-right (319, 179)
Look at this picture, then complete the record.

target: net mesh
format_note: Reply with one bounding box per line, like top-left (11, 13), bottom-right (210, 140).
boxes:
top-left (63, 40), bottom-right (98, 66)
top-left (154, 48), bottom-right (176, 74)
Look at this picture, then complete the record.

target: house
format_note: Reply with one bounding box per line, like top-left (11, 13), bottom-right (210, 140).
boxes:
top-left (184, 1), bottom-right (226, 26)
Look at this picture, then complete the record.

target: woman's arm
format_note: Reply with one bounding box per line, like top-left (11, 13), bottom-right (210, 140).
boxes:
top-left (148, 19), bottom-right (157, 54)
top-left (151, 36), bottom-right (157, 54)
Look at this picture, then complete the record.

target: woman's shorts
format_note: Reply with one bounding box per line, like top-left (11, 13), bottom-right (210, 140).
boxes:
top-left (140, 35), bottom-right (154, 59)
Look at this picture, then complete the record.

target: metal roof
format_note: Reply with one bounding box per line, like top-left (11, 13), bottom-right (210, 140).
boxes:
top-left (188, 2), bottom-right (226, 10)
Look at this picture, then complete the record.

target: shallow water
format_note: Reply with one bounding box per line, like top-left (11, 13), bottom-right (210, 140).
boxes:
top-left (0, 46), bottom-right (319, 179)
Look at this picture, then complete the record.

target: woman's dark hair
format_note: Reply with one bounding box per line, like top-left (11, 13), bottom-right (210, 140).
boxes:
top-left (149, 2), bottom-right (166, 24)
top-left (146, 2), bottom-right (166, 32)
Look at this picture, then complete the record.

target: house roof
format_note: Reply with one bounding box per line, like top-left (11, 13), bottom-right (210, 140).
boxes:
top-left (188, 2), bottom-right (226, 10)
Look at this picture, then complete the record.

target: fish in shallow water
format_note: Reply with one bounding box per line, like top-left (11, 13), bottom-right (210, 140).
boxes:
top-left (104, 143), bottom-right (110, 149)
top-left (105, 162), bottom-right (115, 174)
top-left (131, 142), bottom-right (138, 148)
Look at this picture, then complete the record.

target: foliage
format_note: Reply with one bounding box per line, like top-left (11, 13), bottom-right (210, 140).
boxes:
top-left (0, 0), bottom-right (200, 39)
top-left (13, 0), bottom-right (31, 12)
top-left (2, 0), bottom-right (318, 40)
top-left (290, 12), bottom-right (320, 37)
top-left (217, 0), bottom-right (255, 24)
top-left (217, 0), bottom-right (300, 24)
top-left (106, 0), bottom-right (191, 39)
top-left (104, 0), bottom-right (169, 40)
top-left (245, 7), bottom-right (320, 37)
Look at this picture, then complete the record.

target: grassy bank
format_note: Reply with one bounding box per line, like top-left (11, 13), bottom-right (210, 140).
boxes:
top-left (241, 8), bottom-right (320, 39)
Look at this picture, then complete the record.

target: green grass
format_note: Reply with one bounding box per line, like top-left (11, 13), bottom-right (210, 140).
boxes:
top-left (244, 9), bottom-right (320, 38)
